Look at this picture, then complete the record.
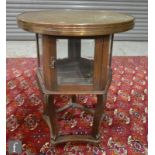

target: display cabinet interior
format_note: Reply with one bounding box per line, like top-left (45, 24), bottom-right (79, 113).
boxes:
top-left (36, 34), bottom-right (113, 93)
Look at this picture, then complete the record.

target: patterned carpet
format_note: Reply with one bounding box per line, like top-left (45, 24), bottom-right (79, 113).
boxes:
top-left (6, 57), bottom-right (148, 155)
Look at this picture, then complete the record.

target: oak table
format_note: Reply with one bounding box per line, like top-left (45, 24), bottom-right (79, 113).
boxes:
top-left (17, 10), bottom-right (134, 145)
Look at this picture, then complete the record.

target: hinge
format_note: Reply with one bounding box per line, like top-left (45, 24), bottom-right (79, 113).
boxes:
top-left (49, 57), bottom-right (56, 68)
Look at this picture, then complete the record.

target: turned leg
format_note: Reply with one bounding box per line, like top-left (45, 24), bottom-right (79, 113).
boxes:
top-left (92, 94), bottom-right (107, 139)
top-left (44, 95), bottom-right (58, 140)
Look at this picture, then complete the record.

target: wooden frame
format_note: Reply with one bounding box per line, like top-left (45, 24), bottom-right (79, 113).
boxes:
top-left (38, 35), bottom-right (113, 91)
top-left (35, 34), bottom-right (113, 144)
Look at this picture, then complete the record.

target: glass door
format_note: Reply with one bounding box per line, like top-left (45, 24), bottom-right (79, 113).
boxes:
top-left (56, 38), bottom-right (95, 87)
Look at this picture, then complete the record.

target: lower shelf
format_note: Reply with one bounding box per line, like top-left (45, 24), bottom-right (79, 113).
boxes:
top-left (51, 135), bottom-right (100, 145)
top-left (43, 114), bottom-right (100, 145)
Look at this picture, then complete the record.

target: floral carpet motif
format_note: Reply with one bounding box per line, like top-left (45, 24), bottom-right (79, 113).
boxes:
top-left (6, 57), bottom-right (148, 155)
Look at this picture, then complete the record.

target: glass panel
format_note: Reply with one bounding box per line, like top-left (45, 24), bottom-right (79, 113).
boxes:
top-left (56, 39), bottom-right (95, 85)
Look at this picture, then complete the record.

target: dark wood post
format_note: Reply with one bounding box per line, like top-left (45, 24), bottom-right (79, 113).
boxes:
top-left (92, 94), bottom-right (107, 139)
top-left (92, 35), bottom-right (113, 139)
top-left (68, 39), bottom-right (81, 60)
top-left (45, 95), bottom-right (58, 140)
top-left (36, 33), bottom-right (40, 67)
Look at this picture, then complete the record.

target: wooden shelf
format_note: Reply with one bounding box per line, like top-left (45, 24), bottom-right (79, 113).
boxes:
top-left (36, 68), bottom-right (112, 95)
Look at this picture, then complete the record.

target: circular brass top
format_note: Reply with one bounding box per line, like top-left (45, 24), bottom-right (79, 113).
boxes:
top-left (17, 10), bottom-right (134, 36)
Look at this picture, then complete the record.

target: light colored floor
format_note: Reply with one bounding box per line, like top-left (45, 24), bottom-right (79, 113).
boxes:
top-left (6, 41), bottom-right (148, 57)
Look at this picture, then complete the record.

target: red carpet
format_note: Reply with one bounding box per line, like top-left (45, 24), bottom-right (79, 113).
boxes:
top-left (6, 57), bottom-right (148, 155)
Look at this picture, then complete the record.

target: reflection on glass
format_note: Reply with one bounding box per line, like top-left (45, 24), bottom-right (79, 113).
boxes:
top-left (56, 39), bottom-right (94, 85)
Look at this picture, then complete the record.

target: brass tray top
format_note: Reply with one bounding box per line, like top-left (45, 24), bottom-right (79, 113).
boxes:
top-left (17, 10), bottom-right (134, 36)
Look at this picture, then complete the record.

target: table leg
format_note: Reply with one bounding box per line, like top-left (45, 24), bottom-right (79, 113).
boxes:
top-left (71, 94), bottom-right (76, 103)
top-left (92, 94), bottom-right (107, 139)
top-left (44, 94), bottom-right (58, 140)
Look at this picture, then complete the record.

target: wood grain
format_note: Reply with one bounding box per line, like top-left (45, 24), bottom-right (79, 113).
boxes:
top-left (17, 10), bottom-right (134, 36)
top-left (42, 35), bottom-right (57, 90)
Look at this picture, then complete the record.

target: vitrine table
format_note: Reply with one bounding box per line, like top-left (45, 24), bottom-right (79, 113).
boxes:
top-left (17, 10), bottom-right (134, 145)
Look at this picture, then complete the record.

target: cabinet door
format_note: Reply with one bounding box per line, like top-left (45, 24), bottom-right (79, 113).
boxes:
top-left (40, 35), bottom-right (57, 90)
top-left (56, 38), bottom-right (95, 91)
